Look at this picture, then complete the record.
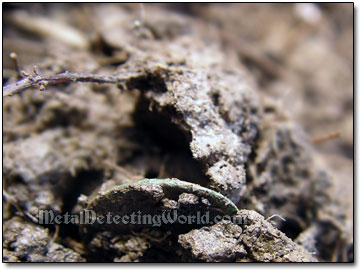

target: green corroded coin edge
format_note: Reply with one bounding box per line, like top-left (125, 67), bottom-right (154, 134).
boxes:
top-left (89, 178), bottom-right (239, 216)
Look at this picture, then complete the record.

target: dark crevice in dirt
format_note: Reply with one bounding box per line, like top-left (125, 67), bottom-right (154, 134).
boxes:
top-left (241, 243), bottom-right (256, 262)
top-left (4, 174), bottom-right (26, 186)
top-left (133, 97), bottom-right (191, 152)
top-left (210, 92), bottom-right (220, 107)
top-left (279, 217), bottom-right (303, 240)
top-left (61, 170), bottom-right (104, 214)
top-left (58, 222), bottom-right (82, 243)
top-left (144, 169), bottom-right (159, 179)
top-left (90, 35), bottom-right (128, 67)
top-left (132, 95), bottom-right (210, 187)
top-left (91, 36), bottom-right (116, 57)
top-left (57, 170), bottom-right (104, 242)
top-left (295, 199), bottom-right (311, 222)
top-left (127, 73), bottom-right (168, 93)
top-left (140, 242), bottom-right (180, 262)
top-left (314, 221), bottom-right (340, 261)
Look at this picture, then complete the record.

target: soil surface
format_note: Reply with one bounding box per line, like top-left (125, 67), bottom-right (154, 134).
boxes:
top-left (3, 3), bottom-right (353, 262)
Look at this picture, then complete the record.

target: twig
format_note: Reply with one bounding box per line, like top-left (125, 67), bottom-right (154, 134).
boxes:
top-left (9, 52), bottom-right (23, 80)
top-left (3, 190), bottom-right (39, 224)
top-left (3, 69), bottom-right (127, 97)
top-left (51, 224), bottom-right (60, 243)
top-left (312, 131), bottom-right (341, 145)
top-left (133, 3), bottom-right (145, 27)
top-left (266, 214), bottom-right (286, 222)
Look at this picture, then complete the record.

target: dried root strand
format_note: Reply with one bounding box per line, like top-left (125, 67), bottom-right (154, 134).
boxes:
top-left (3, 68), bottom-right (126, 97)
top-left (312, 131), bottom-right (341, 144)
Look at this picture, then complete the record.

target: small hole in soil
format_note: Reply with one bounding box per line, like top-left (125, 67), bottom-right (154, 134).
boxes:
top-left (59, 170), bottom-right (104, 241)
top-left (127, 73), bottom-right (167, 93)
top-left (278, 217), bottom-right (303, 240)
top-left (140, 243), bottom-right (180, 262)
top-left (315, 221), bottom-right (340, 261)
top-left (132, 95), bottom-right (210, 187)
top-left (211, 92), bottom-right (220, 107)
top-left (145, 169), bottom-right (159, 179)
top-left (91, 35), bottom-right (115, 57)
top-left (61, 170), bottom-right (104, 213)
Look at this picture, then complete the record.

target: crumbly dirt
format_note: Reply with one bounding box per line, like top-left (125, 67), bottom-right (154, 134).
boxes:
top-left (2, 3), bottom-right (353, 262)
